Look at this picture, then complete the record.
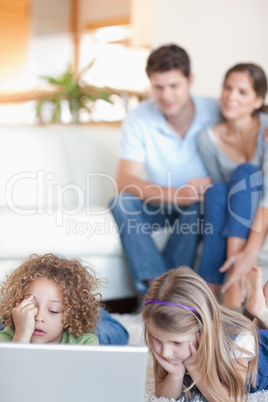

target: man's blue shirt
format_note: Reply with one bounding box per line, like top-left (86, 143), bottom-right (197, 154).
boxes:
top-left (119, 96), bottom-right (220, 188)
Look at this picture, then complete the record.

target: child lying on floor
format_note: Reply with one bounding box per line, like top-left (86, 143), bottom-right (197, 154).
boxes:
top-left (0, 253), bottom-right (128, 345)
top-left (142, 266), bottom-right (268, 401)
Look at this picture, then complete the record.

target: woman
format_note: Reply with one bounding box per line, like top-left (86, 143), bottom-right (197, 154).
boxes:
top-left (198, 63), bottom-right (268, 309)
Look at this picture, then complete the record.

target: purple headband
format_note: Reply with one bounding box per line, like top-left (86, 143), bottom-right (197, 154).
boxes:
top-left (144, 300), bottom-right (198, 314)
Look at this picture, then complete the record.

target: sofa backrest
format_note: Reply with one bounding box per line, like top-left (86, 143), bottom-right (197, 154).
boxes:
top-left (0, 124), bottom-right (121, 210)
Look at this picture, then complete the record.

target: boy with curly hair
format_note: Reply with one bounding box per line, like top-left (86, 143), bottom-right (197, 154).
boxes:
top-left (0, 254), bottom-right (128, 345)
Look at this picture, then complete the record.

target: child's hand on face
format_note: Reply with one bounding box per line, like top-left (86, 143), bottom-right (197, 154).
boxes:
top-left (151, 342), bottom-right (186, 378)
top-left (12, 295), bottom-right (37, 342)
top-left (183, 342), bottom-right (198, 370)
top-left (183, 332), bottom-right (200, 373)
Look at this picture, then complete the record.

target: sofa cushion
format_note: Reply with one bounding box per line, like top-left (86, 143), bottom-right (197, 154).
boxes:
top-left (0, 256), bottom-right (136, 301)
top-left (0, 124), bottom-right (121, 208)
top-left (0, 207), bottom-right (170, 259)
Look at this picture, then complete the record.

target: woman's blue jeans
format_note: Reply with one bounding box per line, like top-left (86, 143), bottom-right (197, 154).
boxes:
top-left (198, 163), bottom-right (262, 284)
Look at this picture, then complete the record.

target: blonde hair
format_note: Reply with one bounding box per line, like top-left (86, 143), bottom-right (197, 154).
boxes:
top-left (142, 267), bottom-right (258, 402)
top-left (0, 254), bottom-right (103, 337)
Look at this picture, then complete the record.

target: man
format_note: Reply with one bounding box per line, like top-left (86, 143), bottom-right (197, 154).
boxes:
top-left (110, 44), bottom-right (220, 294)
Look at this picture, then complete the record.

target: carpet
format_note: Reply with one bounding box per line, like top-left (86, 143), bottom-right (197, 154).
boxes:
top-left (112, 313), bottom-right (268, 401)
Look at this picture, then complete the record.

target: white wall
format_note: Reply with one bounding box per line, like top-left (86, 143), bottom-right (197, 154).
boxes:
top-left (152, 0), bottom-right (268, 98)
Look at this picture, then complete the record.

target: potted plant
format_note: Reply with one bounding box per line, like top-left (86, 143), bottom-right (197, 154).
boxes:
top-left (36, 60), bottom-right (113, 124)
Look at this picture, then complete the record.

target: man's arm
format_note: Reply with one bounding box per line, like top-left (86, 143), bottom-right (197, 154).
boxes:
top-left (117, 159), bottom-right (211, 206)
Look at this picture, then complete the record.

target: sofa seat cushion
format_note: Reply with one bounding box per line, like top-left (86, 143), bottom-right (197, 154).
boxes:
top-left (0, 207), bottom-right (170, 259)
top-left (0, 256), bottom-right (136, 301)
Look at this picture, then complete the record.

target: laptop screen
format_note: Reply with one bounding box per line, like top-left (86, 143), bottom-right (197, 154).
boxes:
top-left (0, 343), bottom-right (148, 402)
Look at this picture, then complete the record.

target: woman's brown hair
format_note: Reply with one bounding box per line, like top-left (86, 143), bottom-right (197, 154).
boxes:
top-left (224, 63), bottom-right (268, 113)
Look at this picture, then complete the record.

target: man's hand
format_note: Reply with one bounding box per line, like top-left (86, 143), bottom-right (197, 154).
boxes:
top-left (176, 177), bottom-right (212, 205)
top-left (12, 295), bottom-right (37, 343)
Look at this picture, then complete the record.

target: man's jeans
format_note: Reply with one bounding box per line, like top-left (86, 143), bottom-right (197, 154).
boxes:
top-left (110, 193), bottom-right (203, 293)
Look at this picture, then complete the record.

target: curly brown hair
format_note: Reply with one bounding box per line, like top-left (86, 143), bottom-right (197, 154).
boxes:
top-left (0, 254), bottom-right (103, 337)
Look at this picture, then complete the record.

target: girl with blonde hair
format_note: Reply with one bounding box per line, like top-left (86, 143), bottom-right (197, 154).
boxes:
top-left (142, 266), bottom-right (268, 401)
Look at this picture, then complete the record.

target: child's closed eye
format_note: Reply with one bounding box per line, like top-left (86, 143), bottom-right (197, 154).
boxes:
top-left (49, 310), bottom-right (59, 314)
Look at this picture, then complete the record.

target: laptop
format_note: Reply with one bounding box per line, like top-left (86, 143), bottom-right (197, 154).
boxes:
top-left (0, 343), bottom-right (148, 402)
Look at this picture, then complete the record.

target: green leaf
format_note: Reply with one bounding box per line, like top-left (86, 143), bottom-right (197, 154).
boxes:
top-left (36, 59), bottom-right (114, 123)
top-left (79, 59), bottom-right (96, 76)
top-left (51, 102), bottom-right (61, 123)
top-left (35, 99), bottom-right (43, 117)
top-left (39, 76), bottom-right (63, 85)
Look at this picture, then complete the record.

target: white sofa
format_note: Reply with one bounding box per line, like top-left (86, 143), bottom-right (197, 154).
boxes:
top-left (1, 124), bottom-right (268, 302)
top-left (0, 124), bottom-right (140, 300)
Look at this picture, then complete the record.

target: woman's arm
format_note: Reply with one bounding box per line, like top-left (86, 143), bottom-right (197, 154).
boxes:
top-left (197, 128), bottom-right (225, 183)
top-left (221, 207), bottom-right (268, 294)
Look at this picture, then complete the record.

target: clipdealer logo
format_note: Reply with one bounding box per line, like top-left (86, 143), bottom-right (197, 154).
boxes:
top-left (5, 170), bottom-right (118, 226)
top-left (228, 170), bottom-right (263, 231)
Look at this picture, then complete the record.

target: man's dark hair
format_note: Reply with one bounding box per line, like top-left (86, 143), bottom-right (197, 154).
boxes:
top-left (146, 44), bottom-right (191, 78)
